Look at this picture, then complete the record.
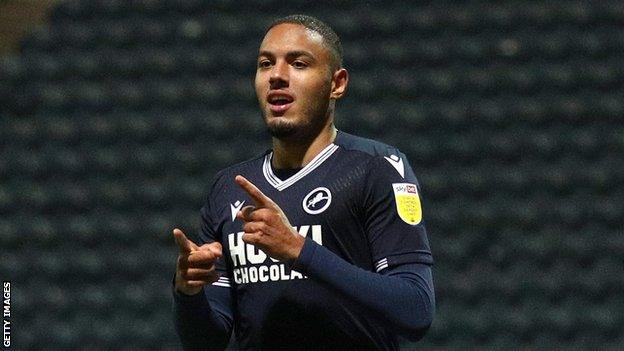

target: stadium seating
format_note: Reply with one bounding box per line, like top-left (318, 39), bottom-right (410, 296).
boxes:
top-left (1, 0), bottom-right (622, 350)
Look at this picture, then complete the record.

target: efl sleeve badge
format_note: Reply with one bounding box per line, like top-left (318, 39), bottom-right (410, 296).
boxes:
top-left (392, 183), bottom-right (422, 225)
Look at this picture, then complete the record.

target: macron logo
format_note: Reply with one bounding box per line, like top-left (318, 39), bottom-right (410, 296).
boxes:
top-left (230, 200), bottom-right (245, 221)
top-left (384, 154), bottom-right (405, 178)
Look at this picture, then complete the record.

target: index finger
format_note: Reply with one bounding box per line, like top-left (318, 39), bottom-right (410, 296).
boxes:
top-left (235, 175), bottom-right (276, 208)
top-left (173, 228), bottom-right (198, 255)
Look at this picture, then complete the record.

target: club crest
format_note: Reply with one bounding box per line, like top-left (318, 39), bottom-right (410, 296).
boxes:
top-left (302, 187), bottom-right (332, 215)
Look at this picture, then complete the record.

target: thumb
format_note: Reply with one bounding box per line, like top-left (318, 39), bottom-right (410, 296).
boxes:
top-left (173, 228), bottom-right (197, 254)
top-left (199, 241), bottom-right (223, 258)
top-left (237, 205), bottom-right (256, 222)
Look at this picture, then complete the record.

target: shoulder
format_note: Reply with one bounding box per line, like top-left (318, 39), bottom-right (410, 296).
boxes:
top-left (214, 151), bottom-right (268, 180)
top-left (335, 130), bottom-right (401, 159)
top-left (207, 150), bottom-right (270, 197)
top-left (336, 131), bottom-right (419, 184)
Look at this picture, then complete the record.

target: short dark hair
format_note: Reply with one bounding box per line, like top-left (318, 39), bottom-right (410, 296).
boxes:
top-left (266, 14), bottom-right (343, 71)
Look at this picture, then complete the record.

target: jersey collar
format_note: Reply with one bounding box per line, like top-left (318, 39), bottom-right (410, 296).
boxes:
top-left (263, 143), bottom-right (339, 191)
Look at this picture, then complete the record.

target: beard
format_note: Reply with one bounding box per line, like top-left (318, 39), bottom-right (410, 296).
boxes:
top-left (265, 118), bottom-right (300, 139)
top-left (262, 100), bottom-right (332, 142)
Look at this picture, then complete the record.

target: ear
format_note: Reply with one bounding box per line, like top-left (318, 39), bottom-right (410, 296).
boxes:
top-left (330, 68), bottom-right (349, 100)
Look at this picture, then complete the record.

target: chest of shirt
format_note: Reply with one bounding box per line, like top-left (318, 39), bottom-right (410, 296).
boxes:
top-left (212, 152), bottom-right (374, 282)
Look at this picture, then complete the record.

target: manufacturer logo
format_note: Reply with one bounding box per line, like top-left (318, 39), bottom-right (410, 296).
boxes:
top-left (230, 200), bottom-right (245, 221)
top-left (384, 154), bottom-right (405, 178)
top-left (302, 187), bottom-right (332, 215)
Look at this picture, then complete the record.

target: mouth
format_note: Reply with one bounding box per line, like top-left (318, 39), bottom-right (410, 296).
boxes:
top-left (267, 91), bottom-right (294, 114)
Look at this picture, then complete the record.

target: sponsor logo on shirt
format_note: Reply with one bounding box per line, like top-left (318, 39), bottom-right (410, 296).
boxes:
top-left (392, 183), bottom-right (422, 225)
top-left (227, 225), bottom-right (323, 285)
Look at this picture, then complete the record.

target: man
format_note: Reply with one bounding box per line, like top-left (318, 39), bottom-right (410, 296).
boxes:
top-left (172, 14), bottom-right (434, 351)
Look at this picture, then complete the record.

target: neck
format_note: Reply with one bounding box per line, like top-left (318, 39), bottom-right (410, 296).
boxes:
top-left (272, 123), bottom-right (337, 169)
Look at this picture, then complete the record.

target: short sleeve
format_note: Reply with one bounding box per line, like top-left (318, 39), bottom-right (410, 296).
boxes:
top-left (363, 152), bottom-right (433, 273)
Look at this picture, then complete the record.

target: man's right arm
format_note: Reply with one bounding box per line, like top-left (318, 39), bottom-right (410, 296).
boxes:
top-left (172, 228), bottom-right (234, 351)
top-left (173, 281), bottom-right (233, 350)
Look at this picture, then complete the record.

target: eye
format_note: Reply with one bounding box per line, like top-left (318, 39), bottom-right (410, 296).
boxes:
top-left (258, 60), bottom-right (272, 69)
top-left (292, 60), bottom-right (308, 69)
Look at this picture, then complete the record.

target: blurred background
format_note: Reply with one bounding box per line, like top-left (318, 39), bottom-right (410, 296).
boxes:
top-left (1, 0), bottom-right (623, 350)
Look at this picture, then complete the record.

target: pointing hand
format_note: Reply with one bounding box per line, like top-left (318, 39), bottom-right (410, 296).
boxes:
top-left (235, 175), bottom-right (305, 261)
top-left (173, 228), bottom-right (222, 295)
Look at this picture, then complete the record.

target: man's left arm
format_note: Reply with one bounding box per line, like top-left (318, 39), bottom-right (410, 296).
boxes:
top-left (292, 239), bottom-right (434, 340)
top-left (233, 153), bottom-right (435, 340)
top-left (292, 153), bottom-right (434, 340)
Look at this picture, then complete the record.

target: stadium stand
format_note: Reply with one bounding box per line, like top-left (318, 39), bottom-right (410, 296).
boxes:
top-left (1, 0), bottom-right (623, 350)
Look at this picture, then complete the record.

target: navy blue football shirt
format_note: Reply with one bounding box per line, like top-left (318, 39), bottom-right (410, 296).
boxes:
top-left (174, 131), bottom-right (434, 350)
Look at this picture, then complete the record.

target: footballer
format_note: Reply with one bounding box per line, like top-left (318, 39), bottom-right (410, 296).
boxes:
top-left (172, 14), bottom-right (435, 351)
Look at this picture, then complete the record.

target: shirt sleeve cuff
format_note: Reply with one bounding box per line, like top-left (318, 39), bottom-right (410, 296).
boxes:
top-left (172, 275), bottom-right (209, 310)
top-left (290, 236), bottom-right (318, 274)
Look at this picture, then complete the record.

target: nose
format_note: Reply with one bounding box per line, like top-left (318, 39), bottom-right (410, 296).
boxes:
top-left (269, 60), bottom-right (289, 89)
